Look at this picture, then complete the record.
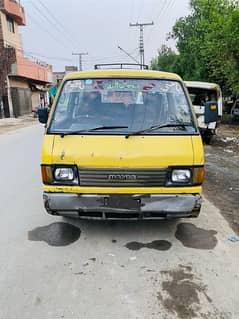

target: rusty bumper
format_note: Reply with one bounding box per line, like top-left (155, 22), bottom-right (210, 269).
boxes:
top-left (43, 192), bottom-right (202, 220)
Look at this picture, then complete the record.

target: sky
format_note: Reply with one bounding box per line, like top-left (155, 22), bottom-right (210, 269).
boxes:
top-left (19, 0), bottom-right (191, 72)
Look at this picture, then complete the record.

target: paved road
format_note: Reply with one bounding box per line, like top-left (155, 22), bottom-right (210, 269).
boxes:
top-left (0, 125), bottom-right (238, 319)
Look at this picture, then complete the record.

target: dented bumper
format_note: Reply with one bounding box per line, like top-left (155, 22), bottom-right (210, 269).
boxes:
top-left (43, 192), bottom-right (202, 220)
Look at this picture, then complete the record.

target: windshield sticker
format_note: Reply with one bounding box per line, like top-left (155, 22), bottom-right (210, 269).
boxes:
top-left (103, 80), bottom-right (140, 91)
top-left (143, 82), bottom-right (156, 91)
top-left (64, 80), bottom-right (85, 92)
top-left (85, 79), bottom-right (93, 85)
top-left (102, 91), bottom-right (138, 104)
top-left (63, 79), bottom-right (183, 95)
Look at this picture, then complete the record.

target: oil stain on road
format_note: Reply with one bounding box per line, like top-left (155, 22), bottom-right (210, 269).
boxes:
top-left (125, 240), bottom-right (172, 251)
top-left (175, 223), bottom-right (218, 250)
top-left (157, 265), bottom-right (214, 319)
top-left (28, 222), bottom-right (81, 246)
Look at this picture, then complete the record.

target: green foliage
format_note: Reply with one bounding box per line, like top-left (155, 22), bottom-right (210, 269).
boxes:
top-left (151, 45), bottom-right (179, 73)
top-left (151, 0), bottom-right (239, 95)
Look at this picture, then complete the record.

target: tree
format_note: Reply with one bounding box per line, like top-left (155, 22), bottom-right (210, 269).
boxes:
top-left (151, 0), bottom-right (239, 95)
top-left (151, 45), bottom-right (180, 74)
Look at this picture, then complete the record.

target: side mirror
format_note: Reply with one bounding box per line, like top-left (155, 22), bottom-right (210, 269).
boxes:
top-left (205, 101), bottom-right (218, 123)
top-left (38, 107), bottom-right (49, 124)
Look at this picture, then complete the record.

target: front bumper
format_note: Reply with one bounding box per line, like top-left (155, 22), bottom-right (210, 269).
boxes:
top-left (43, 192), bottom-right (202, 220)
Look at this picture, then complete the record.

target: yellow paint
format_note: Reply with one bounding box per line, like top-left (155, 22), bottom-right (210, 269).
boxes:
top-left (41, 133), bottom-right (204, 194)
top-left (41, 69), bottom-right (204, 196)
top-left (51, 135), bottom-right (194, 167)
top-left (63, 69), bottom-right (182, 81)
top-left (191, 135), bottom-right (204, 165)
top-left (43, 185), bottom-right (201, 194)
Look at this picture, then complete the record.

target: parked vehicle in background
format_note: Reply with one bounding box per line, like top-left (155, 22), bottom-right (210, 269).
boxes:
top-left (184, 81), bottom-right (223, 144)
top-left (231, 99), bottom-right (239, 122)
top-left (38, 65), bottom-right (204, 220)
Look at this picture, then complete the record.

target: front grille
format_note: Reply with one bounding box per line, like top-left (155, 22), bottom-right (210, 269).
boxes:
top-left (78, 168), bottom-right (167, 187)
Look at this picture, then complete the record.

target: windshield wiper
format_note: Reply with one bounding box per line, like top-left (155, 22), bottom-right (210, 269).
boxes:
top-left (125, 123), bottom-right (193, 139)
top-left (60, 126), bottom-right (128, 137)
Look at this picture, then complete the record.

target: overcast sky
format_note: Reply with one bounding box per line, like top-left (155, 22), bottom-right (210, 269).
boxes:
top-left (19, 0), bottom-right (191, 72)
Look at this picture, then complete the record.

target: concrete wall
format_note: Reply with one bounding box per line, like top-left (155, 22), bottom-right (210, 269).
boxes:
top-left (31, 91), bottom-right (40, 110)
top-left (11, 86), bottom-right (32, 117)
top-left (9, 78), bottom-right (28, 89)
top-left (15, 53), bottom-right (53, 83)
top-left (0, 11), bottom-right (22, 49)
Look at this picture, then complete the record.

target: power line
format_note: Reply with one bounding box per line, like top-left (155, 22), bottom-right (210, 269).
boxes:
top-left (145, 0), bottom-right (167, 45)
top-left (129, 21), bottom-right (154, 67)
top-left (4, 40), bottom-right (71, 63)
top-left (161, 0), bottom-right (175, 18)
top-left (26, 12), bottom-right (72, 51)
top-left (36, 0), bottom-right (82, 50)
top-left (117, 45), bottom-right (140, 64)
top-left (145, 0), bottom-right (176, 50)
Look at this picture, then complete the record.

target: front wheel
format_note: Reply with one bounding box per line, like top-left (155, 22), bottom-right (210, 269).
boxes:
top-left (202, 131), bottom-right (213, 145)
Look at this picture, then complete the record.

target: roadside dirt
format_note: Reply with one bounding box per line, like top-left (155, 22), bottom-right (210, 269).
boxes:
top-left (0, 115), bottom-right (38, 135)
top-left (203, 124), bottom-right (239, 235)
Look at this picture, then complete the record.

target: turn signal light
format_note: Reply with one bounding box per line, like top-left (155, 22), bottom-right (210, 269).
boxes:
top-left (193, 167), bottom-right (205, 185)
top-left (41, 165), bottom-right (53, 184)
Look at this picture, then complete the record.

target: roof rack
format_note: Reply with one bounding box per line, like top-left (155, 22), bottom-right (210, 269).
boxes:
top-left (94, 63), bottom-right (149, 70)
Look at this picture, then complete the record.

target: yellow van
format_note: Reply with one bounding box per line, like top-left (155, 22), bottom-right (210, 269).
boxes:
top-left (39, 66), bottom-right (204, 220)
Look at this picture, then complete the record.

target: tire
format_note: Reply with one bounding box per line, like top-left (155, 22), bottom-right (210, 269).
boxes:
top-left (202, 132), bottom-right (213, 145)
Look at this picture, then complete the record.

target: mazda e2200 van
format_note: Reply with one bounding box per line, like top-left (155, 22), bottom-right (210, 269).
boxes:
top-left (39, 67), bottom-right (204, 220)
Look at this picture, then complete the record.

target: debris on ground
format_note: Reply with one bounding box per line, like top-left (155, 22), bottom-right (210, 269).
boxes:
top-left (0, 115), bottom-right (38, 135)
top-left (204, 124), bottom-right (239, 236)
top-left (227, 236), bottom-right (239, 242)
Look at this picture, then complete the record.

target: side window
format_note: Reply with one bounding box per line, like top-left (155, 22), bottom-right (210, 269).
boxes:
top-left (168, 92), bottom-right (191, 123)
top-left (54, 93), bottom-right (70, 121)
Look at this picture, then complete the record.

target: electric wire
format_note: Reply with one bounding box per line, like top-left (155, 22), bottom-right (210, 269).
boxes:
top-left (145, 0), bottom-right (168, 45)
top-left (26, 12), bottom-right (73, 51)
top-left (30, 0), bottom-right (81, 50)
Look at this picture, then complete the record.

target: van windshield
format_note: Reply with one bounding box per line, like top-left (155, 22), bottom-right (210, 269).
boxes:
top-left (187, 87), bottom-right (218, 106)
top-left (49, 78), bottom-right (195, 135)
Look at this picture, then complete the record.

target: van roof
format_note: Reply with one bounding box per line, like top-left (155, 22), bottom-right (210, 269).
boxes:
top-left (184, 81), bottom-right (220, 90)
top-left (63, 69), bottom-right (182, 81)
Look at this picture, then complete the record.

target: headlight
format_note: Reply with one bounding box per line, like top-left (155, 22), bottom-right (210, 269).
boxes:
top-left (54, 167), bottom-right (74, 181)
top-left (41, 165), bottom-right (78, 185)
top-left (167, 167), bottom-right (204, 186)
top-left (171, 169), bottom-right (191, 183)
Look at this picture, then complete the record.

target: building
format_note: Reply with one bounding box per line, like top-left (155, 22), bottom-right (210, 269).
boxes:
top-left (0, 0), bottom-right (53, 118)
top-left (53, 66), bottom-right (77, 86)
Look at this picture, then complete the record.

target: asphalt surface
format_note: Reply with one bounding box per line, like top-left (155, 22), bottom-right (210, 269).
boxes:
top-left (0, 125), bottom-right (238, 319)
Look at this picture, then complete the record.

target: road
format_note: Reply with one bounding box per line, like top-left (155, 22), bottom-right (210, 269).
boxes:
top-left (0, 125), bottom-right (238, 319)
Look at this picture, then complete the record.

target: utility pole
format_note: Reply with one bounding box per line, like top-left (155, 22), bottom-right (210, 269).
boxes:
top-left (72, 52), bottom-right (88, 71)
top-left (129, 21), bottom-right (154, 68)
top-left (117, 45), bottom-right (140, 64)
